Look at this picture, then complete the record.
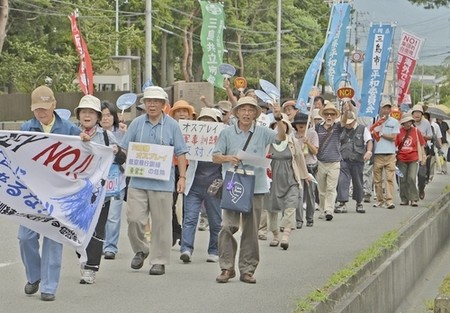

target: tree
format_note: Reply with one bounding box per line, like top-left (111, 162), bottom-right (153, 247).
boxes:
top-left (407, 0), bottom-right (450, 8)
top-left (0, 0), bottom-right (8, 54)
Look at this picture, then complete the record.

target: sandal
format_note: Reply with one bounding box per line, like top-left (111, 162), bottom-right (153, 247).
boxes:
top-left (269, 238), bottom-right (280, 247)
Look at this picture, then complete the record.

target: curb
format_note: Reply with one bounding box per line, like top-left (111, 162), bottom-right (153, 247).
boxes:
top-left (309, 191), bottom-right (450, 313)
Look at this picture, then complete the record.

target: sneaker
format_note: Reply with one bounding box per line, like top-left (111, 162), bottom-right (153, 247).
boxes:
top-left (206, 254), bottom-right (219, 263)
top-left (198, 216), bottom-right (209, 231)
top-left (131, 251), bottom-right (149, 269)
top-left (356, 203), bottom-right (365, 213)
top-left (180, 251), bottom-right (192, 263)
top-left (104, 251), bottom-right (116, 260)
top-left (363, 194), bottom-right (371, 203)
top-left (325, 211), bottom-right (333, 221)
top-left (318, 213), bottom-right (325, 220)
top-left (40, 293), bottom-right (55, 301)
top-left (373, 202), bottom-right (385, 208)
top-left (24, 280), bottom-right (40, 295)
top-left (386, 203), bottom-right (395, 210)
top-left (80, 268), bottom-right (96, 284)
top-left (334, 202), bottom-right (347, 213)
top-left (216, 269), bottom-right (236, 283)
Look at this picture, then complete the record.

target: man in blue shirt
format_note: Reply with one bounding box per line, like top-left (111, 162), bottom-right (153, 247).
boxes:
top-left (19, 86), bottom-right (80, 302)
top-left (120, 86), bottom-right (188, 276)
top-left (371, 102), bottom-right (400, 209)
top-left (212, 96), bottom-right (286, 284)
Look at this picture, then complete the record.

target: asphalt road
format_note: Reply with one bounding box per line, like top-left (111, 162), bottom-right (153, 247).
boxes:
top-left (0, 173), bottom-right (448, 313)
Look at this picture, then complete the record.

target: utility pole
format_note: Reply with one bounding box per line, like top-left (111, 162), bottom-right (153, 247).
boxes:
top-left (276, 0), bottom-right (281, 91)
top-left (145, 0), bottom-right (152, 82)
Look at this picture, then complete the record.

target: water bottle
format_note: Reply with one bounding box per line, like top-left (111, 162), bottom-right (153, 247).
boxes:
top-left (395, 166), bottom-right (404, 178)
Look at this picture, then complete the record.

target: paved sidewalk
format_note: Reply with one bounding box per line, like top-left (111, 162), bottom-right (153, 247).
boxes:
top-left (0, 173), bottom-right (448, 313)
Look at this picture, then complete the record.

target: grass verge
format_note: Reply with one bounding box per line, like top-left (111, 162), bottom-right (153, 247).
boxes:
top-left (294, 229), bottom-right (399, 312)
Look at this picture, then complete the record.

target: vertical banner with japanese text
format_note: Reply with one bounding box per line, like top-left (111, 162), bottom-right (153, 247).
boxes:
top-left (69, 12), bottom-right (94, 95)
top-left (0, 131), bottom-right (113, 263)
top-left (199, 1), bottom-right (225, 89)
top-left (396, 31), bottom-right (424, 105)
top-left (296, 3), bottom-right (349, 112)
top-left (324, 3), bottom-right (351, 93)
top-left (359, 24), bottom-right (395, 117)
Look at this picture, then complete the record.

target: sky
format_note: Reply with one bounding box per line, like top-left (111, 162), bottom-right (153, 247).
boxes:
top-left (352, 0), bottom-right (450, 66)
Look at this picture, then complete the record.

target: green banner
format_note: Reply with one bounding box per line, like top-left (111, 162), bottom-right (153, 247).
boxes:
top-left (199, 1), bottom-right (225, 89)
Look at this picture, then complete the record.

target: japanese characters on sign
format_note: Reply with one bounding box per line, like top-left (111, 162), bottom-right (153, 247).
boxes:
top-left (359, 24), bottom-right (395, 118)
top-left (179, 119), bottom-right (225, 162)
top-left (125, 142), bottom-right (174, 181)
top-left (200, 1), bottom-right (225, 89)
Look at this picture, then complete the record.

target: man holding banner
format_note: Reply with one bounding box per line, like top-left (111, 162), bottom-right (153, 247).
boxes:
top-left (18, 86), bottom-right (81, 301)
top-left (120, 86), bottom-right (188, 276)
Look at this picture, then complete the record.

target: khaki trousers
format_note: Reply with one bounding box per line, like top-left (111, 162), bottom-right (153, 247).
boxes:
top-left (127, 188), bottom-right (173, 265)
top-left (218, 194), bottom-right (264, 275)
top-left (317, 161), bottom-right (340, 214)
top-left (373, 154), bottom-right (396, 205)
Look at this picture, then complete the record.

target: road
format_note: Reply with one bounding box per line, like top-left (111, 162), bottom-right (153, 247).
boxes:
top-left (0, 173), bottom-right (448, 313)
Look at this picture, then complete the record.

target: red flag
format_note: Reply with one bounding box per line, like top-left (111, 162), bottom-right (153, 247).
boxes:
top-left (69, 12), bottom-right (94, 95)
top-left (396, 31), bottom-right (424, 104)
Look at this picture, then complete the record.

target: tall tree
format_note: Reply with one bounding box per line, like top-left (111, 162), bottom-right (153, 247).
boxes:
top-left (407, 0), bottom-right (450, 8)
top-left (0, 0), bottom-right (8, 54)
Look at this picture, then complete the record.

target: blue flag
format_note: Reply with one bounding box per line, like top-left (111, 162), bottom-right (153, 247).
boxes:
top-left (359, 24), bottom-right (395, 117)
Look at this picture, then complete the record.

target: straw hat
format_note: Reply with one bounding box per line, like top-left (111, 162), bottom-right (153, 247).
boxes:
top-left (232, 96), bottom-right (262, 119)
top-left (319, 102), bottom-right (340, 118)
top-left (400, 113), bottom-right (414, 124)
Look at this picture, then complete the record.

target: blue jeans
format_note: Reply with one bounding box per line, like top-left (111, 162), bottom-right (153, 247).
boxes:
top-left (18, 226), bottom-right (63, 294)
top-left (181, 183), bottom-right (222, 256)
top-left (103, 189), bottom-right (125, 254)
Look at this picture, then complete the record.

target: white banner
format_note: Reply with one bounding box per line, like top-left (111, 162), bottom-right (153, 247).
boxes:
top-left (179, 120), bottom-right (225, 161)
top-left (0, 131), bottom-right (113, 262)
top-left (125, 142), bottom-right (174, 181)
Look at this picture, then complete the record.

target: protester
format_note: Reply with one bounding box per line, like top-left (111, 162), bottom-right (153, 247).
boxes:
top-left (371, 102), bottom-right (400, 209)
top-left (77, 95), bottom-right (126, 284)
top-left (100, 101), bottom-right (128, 260)
top-left (411, 104), bottom-right (433, 200)
top-left (423, 112), bottom-right (442, 182)
top-left (18, 86), bottom-right (80, 301)
top-left (313, 96), bottom-right (325, 110)
top-left (315, 102), bottom-right (349, 221)
top-left (212, 96), bottom-right (286, 284)
top-left (396, 113), bottom-right (426, 207)
top-left (436, 118), bottom-right (450, 174)
top-left (180, 108), bottom-right (222, 263)
top-left (311, 108), bottom-right (324, 126)
top-left (335, 111), bottom-right (373, 213)
top-left (120, 86), bottom-right (188, 276)
top-left (291, 112), bottom-right (319, 227)
top-left (169, 100), bottom-right (195, 246)
top-left (265, 114), bottom-right (309, 249)
top-left (282, 100), bottom-right (298, 122)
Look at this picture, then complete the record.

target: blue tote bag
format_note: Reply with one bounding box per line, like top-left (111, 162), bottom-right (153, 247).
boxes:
top-left (220, 167), bottom-right (255, 214)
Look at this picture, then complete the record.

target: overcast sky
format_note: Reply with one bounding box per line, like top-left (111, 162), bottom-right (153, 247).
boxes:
top-left (352, 0), bottom-right (450, 66)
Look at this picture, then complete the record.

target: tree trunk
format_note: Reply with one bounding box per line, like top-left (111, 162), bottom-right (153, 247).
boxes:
top-left (0, 0), bottom-right (9, 54)
top-left (236, 32), bottom-right (244, 77)
top-left (187, 24), bottom-right (194, 82)
top-left (182, 27), bottom-right (190, 82)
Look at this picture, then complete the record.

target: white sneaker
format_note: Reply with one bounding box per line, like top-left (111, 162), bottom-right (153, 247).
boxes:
top-left (206, 254), bottom-right (219, 263)
top-left (80, 268), bottom-right (96, 284)
top-left (180, 251), bottom-right (192, 263)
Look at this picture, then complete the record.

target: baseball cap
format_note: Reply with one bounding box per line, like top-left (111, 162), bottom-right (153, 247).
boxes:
top-left (31, 86), bottom-right (56, 111)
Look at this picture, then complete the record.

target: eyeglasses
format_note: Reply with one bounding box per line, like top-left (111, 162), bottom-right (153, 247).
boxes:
top-left (238, 108), bottom-right (257, 114)
top-left (324, 112), bottom-right (336, 117)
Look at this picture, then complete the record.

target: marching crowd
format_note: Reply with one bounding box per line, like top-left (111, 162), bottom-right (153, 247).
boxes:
top-left (17, 83), bottom-right (449, 301)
